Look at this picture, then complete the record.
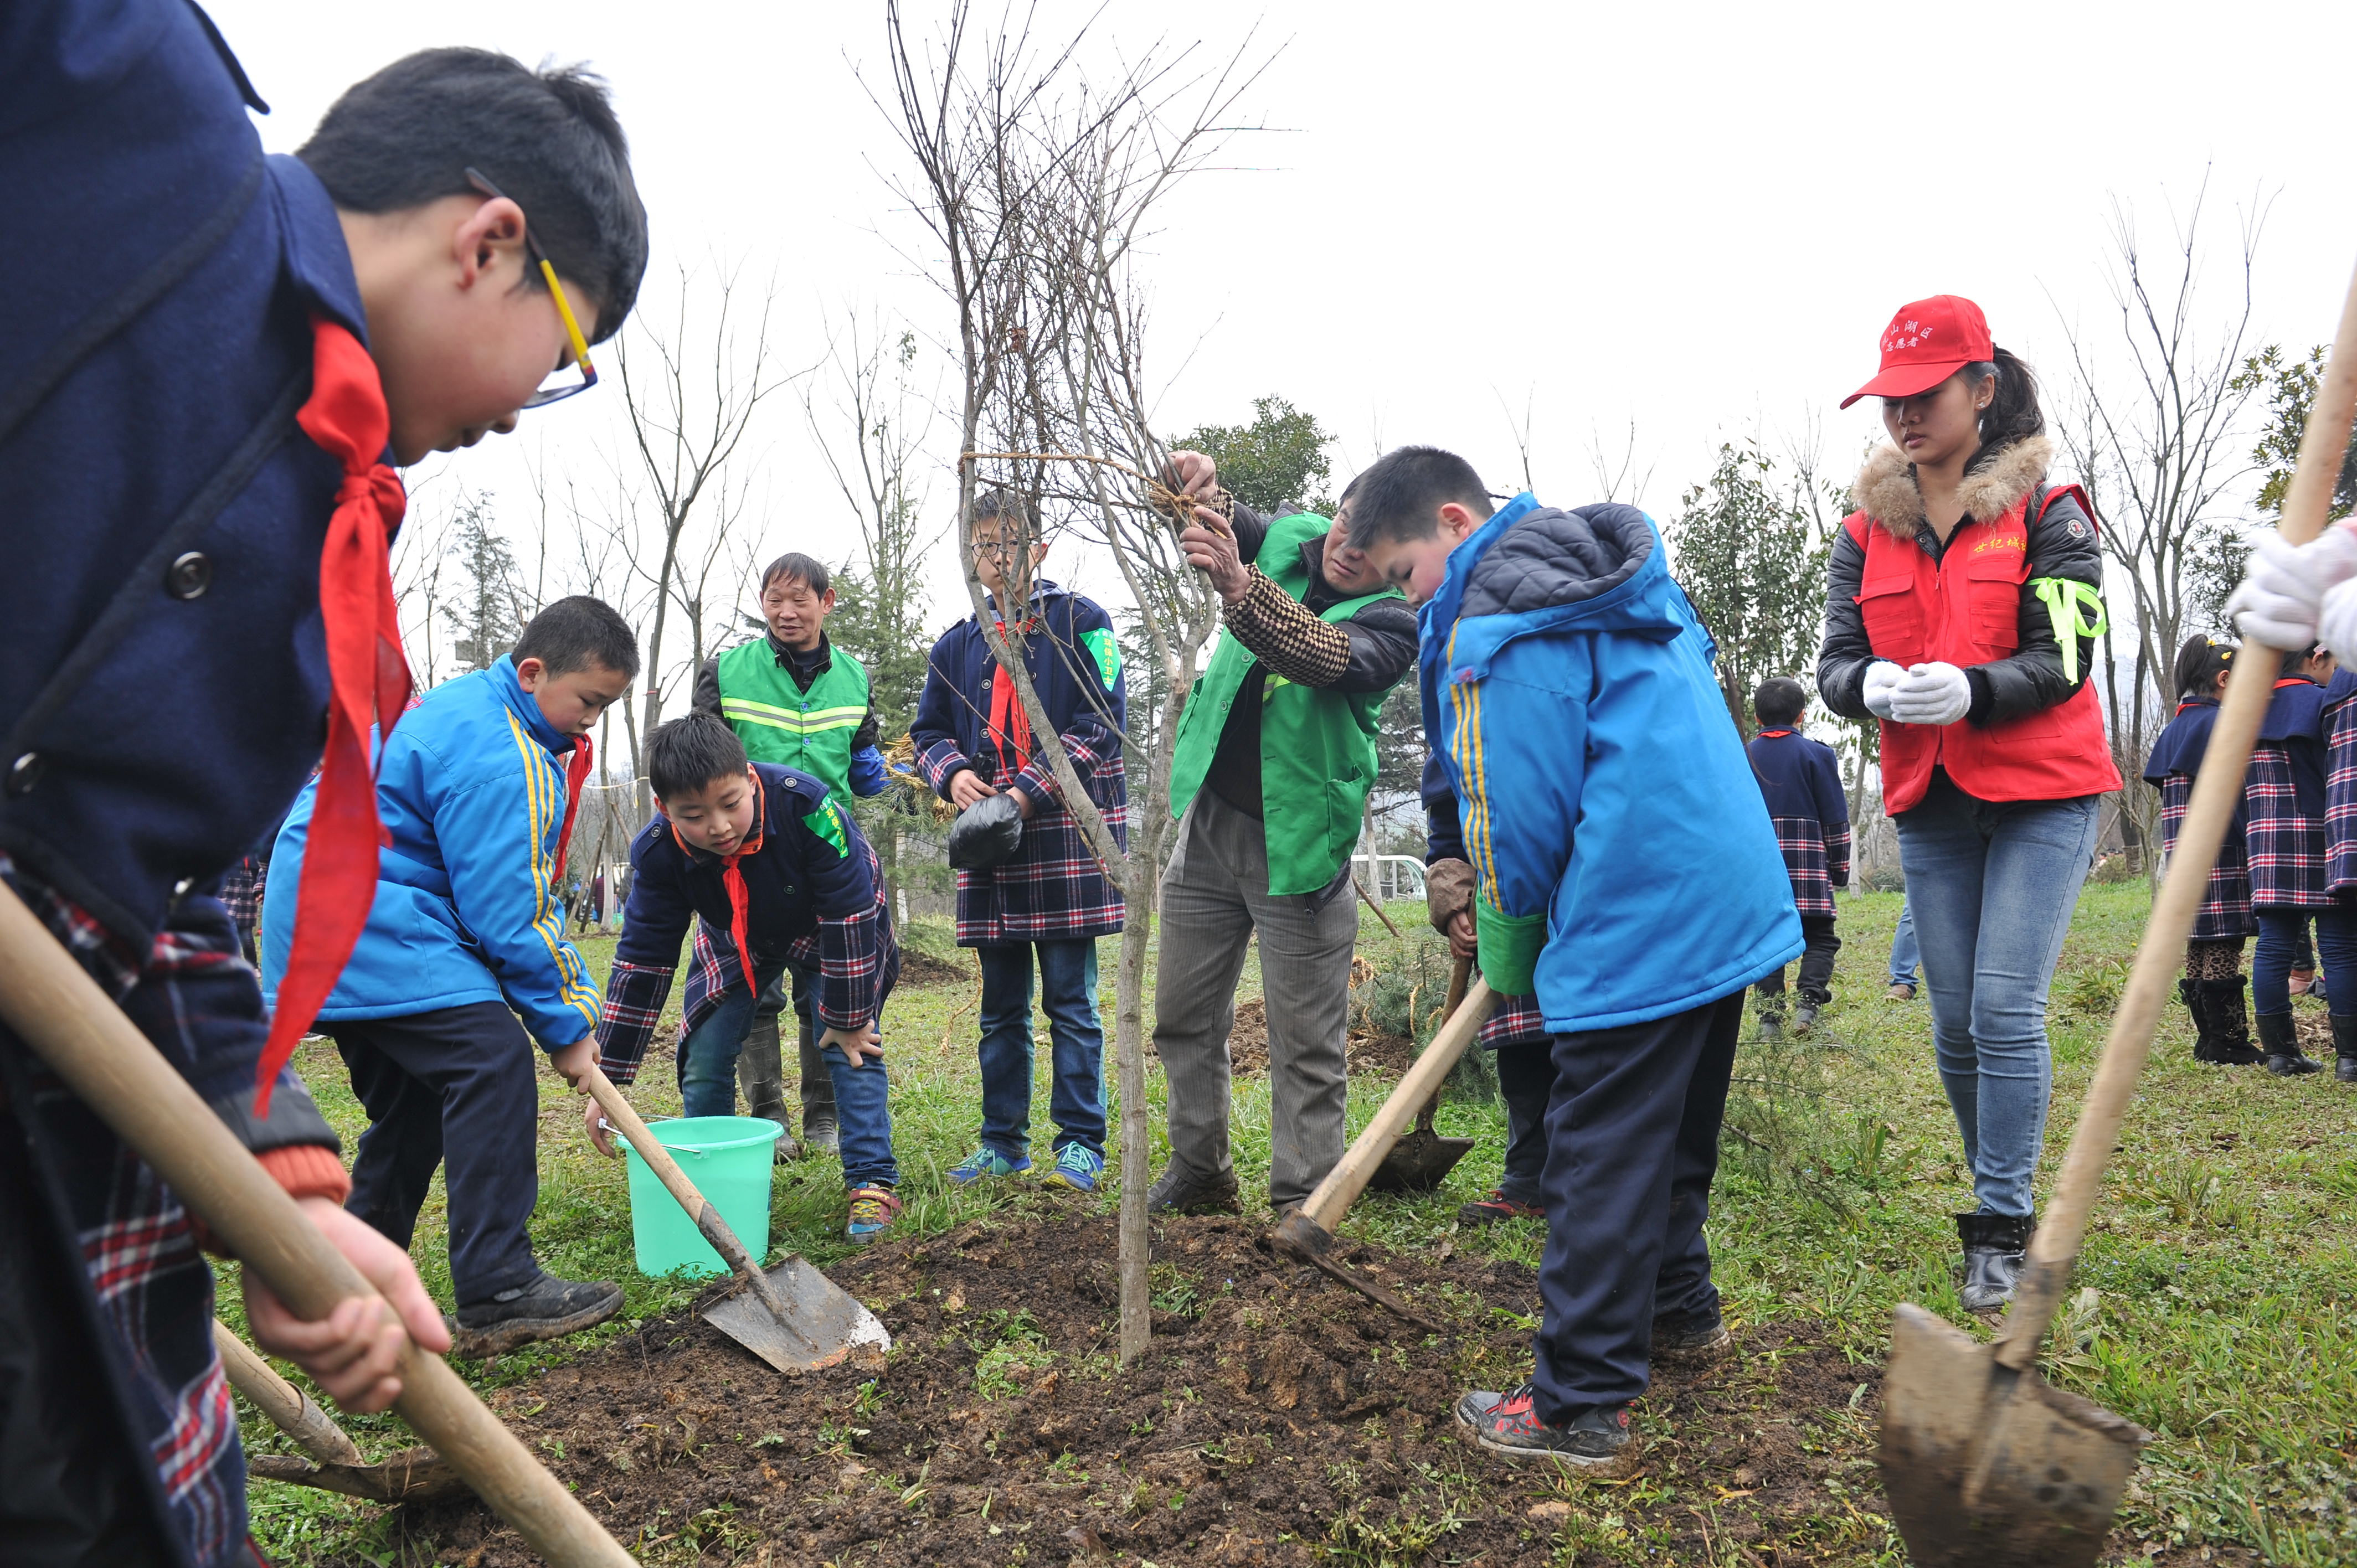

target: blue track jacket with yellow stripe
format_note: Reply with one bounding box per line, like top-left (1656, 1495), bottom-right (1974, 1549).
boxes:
top-left (1422, 495), bottom-right (1800, 1034)
top-left (262, 657), bottom-right (600, 1047)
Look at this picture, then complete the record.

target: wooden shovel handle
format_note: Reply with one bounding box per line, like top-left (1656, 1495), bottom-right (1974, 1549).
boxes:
top-left (0, 881), bottom-right (632, 1567)
top-left (212, 1319), bottom-right (363, 1468)
top-left (1292, 973), bottom-right (1497, 1239)
top-left (1413, 957), bottom-right (1475, 1135)
top-left (1997, 256), bottom-right (2357, 1372)
top-left (577, 1065), bottom-right (805, 1339)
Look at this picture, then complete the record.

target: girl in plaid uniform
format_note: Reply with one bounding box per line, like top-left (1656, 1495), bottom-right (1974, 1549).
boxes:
top-left (2145, 638), bottom-right (2261, 1064)
top-left (1744, 679), bottom-right (1851, 1036)
top-left (2242, 646), bottom-right (2341, 1075)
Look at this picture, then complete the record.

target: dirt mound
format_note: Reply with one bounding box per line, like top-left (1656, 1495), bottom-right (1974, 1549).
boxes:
top-left (401, 1213), bottom-right (1908, 1566)
top-left (896, 943), bottom-right (974, 989)
top-left (1347, 1028), bottom-right (1416, 1077)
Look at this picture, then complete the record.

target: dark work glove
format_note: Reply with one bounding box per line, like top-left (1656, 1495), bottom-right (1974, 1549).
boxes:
top-left (948, 792), bottom-right (1025, 869)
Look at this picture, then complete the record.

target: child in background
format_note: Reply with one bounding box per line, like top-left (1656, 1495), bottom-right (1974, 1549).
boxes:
top-left (593, 714), bottom-right (904, 1242)
top-left (2242, 644), bottom-right (2343, 1076)
top-left (1745, 678), bottom-right (1850, 1037)
top-left (2144, 636), bottom-right (2262, 1065)
top-left (1350, 447), bottom-right (1800, 1471)
top-left (912, 492), bottom-right (1128, 1194)
top-left (1423, 751), bottom-right (1552, 1224)
top-left (265, 599), bottom-right (639, 1354)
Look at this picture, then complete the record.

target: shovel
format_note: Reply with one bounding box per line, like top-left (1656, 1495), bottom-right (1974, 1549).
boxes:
top-left (1877, 255), bottom-right (2357, 1568)
top-left (578, 1064), bottom-right (889, 1375)
top-left (1366, 957), bottom-right (1480, 1193)
top-left (216, 1321), bottom-right (470, 1502)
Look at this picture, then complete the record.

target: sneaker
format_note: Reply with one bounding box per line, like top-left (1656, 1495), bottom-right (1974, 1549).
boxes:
top-left (949, 1146), bottom-right (1031, 1184)
top-left (1145, 1164), bottom-right (1242, 1215)
top-left (1885, 982), bottom-right (1917, 1001)
top-left (1457, 1189), bottom-right (1544, 1226)
top-left (1045, 1143), bottom-right (1104, 1193)
top-left (449, 1273), bottom-right (623, 1358)
top-left (1793, 1002), bottom-right (1821, 1035)
top-left (845, 1183), bottom-right (901, 1245)
top-left (1651, 1312), bottom-right (1734, 1368)
top-left (1455, 1384), bottom-right (1638, 1471)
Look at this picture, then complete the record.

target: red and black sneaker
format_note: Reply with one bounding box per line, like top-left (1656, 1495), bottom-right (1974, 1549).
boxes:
top-left (1456, 1189), bottom-right (1544, 1226)
top-left (1454, 1383), bottom-right (1639, 1472)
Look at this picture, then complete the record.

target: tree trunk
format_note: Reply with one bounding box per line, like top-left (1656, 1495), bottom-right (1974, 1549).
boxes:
top-left (1114, 870), bottom-right (1154, 1366)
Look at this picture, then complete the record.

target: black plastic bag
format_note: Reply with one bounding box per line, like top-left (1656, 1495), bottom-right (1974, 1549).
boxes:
top-left (948, 791), bottom-right (1025, 869)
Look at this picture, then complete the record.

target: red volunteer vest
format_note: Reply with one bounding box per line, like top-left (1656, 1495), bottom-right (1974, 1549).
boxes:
top-left (1846, 486), bottom-right (2122, 815)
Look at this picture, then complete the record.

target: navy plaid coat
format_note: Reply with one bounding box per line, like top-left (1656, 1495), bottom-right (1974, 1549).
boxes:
top-left (912, 581), bottom-right (1128, 945)
top-left (1743, 730), bottom-right (1850, 917)
top-left (2145, 698), bottom-right (2256, 940)
top-left (2324, 675), bottom-right (2357, 896)
top-left (2245, 679), bottom-right (2332, 910)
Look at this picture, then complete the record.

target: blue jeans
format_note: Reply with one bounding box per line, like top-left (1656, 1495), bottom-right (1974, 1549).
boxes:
top-left (1889, 895), bottom-right (1921, 986)
top-left (2253, 906), bottom-right (2357, 1014)
top-left (1895, 773), bottom-right (2101, 1220)
top-left (679, 962), bottom-right (897, 1189)
top-left (976, 940), bottom-right (1106, 1160)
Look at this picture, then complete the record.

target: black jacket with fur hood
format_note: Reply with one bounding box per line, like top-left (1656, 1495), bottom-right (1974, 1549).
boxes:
top-left (1818, 435), bottom-right (2103, 730)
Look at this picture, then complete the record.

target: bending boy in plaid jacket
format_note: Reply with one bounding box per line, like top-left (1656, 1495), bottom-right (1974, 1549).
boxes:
top-left (1746, 678), bottom-right (1850, 1036)
top-left (911, 492), bottom-right (1128, 1193)
top-left (593, 714), bottom-right (903, 1242)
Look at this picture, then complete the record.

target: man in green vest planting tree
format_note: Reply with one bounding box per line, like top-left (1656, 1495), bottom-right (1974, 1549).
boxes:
top-left (694, 552), bottom-right (888, 1158)
top-left (1147, 455), bottom-right (1420, 1215)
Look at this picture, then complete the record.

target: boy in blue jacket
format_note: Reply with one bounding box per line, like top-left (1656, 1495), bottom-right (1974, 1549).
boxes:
top-left (592, 714), bottom-right (904, 1243)
top-left (2, 11), bottom-right (645, 1560)
top-left (1351, 447), bottom-right (1800, 1472)
top-left (1745, 678), bottom-right (1850, 1036)
top-left (266, 598), bottom-right (637, 1354)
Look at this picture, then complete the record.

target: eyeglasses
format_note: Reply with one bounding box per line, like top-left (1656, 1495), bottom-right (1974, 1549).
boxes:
top-left (465, 168), bottom-right (597, 408)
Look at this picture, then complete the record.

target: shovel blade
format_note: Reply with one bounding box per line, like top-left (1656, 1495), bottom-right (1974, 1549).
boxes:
top-left (1879, 1303), bottom-right (2147, 1568)
top-left (701, 1254), bottom-right (892, 1376)
top-left (248, 1446), bottom-right (470, 1503)
top-left (1365, 1129), bottom-right (1477, 1194)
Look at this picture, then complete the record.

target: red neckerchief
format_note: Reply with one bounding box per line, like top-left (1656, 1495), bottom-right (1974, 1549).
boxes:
top-left (671, 771), bottom-right (766, 994)
top-left (2276, 677), bottom-right (2318, 689)
top-left (550, 733), bottom-right (592, 886)
top-left (255, 319), bottom-right (411, 1116)
top-left (986, 603), bottom-right (1042, 779)
top-left (1756, 729), bottom-right (1795, 739)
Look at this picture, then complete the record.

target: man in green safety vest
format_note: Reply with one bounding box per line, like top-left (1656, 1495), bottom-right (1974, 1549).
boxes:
top-left (693, 551), bottom-right (888, 1157)
top-left (1147, 453), bottom-right (1421, 1215)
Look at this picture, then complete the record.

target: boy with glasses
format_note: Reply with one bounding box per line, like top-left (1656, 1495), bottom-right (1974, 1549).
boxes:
top-left (1, 11), bottom-right (647, 1565)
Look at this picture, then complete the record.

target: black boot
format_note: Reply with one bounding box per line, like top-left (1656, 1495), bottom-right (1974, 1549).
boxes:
top-left (1956, 1211), bottom-right (2034, 1313)
top-left (736, 1004), bottom-right (801, 1162)
top-left (2332, 1014), bottom-right (2357, 1084)
top-left (2257, 1012), bottom-right (2323, 1076)
top-left (799, 1024), bottom-right (841, 1155)
top-left (2196, 977), bottom-right (2263, 1065)
top-left (2178, 978), bottom-right (2211, 1059)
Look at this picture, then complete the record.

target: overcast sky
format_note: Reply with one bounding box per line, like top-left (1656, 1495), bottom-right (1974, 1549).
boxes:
top-left (212, 0), bottom-right (2357, 626)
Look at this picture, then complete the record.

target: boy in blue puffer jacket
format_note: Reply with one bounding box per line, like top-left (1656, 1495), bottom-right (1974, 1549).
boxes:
top-left (265, 597), bottom-right (637, 1355)
top-left (1350, 447), bottom-right (1800, 1473)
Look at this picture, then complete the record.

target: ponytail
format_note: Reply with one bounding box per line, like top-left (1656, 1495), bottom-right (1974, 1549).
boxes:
top-left (1964, 346), bottom-right (2045, 465)
top-left (2173, 633), bottom-right (2234, 699)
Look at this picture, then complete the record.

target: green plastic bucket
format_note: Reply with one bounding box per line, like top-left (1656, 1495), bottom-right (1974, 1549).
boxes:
top-left (621, 1116), bottom-right (781, 1278)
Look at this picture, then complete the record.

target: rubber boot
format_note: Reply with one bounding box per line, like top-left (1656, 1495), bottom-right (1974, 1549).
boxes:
top-left (1753, 998), bottom-right (1784, 1041)
top-left (2197, 977), bottom-right (2263, 1065)
top-left (800, 1020), bottom-right (840, 1156)
top-left (1955, 1211), bottom-right (2034, 1313)
top-left (2257, 1011), bottom-right (2323, 1077)
top-left (2178, 977), bottom-right (2211, 1060)
top-left (2333, 1013), bottom-right (2357, 1084)
top-left (735, 1006), bottom-right (800, 1163)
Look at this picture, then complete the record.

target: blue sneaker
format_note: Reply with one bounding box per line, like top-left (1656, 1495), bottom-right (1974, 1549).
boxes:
top-left (845, 1184), bottom-right (900, 1245)
top-left (949, 1146), bottom-right (1031, 1185)
top-left (1046, 1144), bottom-right (1104, 1193)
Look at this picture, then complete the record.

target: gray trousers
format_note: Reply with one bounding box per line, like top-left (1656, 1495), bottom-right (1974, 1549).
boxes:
top-left (1153, 790), bottom-right (1357, 1208)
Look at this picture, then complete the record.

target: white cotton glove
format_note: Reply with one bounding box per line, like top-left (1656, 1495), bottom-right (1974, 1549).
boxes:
top-left (1860, 660), bottom-right (1907, 721)
top-left (1886, 661), bottom-right (1973, 727)
top-left (2319, 574), bottom-right (2357, 662)
top-left (2230, 525), bottom-right (2357, 651)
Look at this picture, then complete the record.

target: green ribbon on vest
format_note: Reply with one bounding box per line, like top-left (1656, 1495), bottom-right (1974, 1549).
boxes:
top-left (714, 636), bottom-right (871, 801)
top-left (1167, 513), bottom-right (1404, 896)
top-left (2028, 577), bottom-right (2108, 685)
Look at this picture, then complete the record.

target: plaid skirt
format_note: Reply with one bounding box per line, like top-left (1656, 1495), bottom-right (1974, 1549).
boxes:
top-left (2244, 745), bottom-right (2328, 909)
top-left (2328, 699), bottom-right (2357, 895)
top-left (2160, 774), bottom-right (2256, 939)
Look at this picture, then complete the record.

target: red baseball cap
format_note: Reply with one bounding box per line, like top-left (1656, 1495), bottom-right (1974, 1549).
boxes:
top-left (1840, 295), bottom-right (1994, 409)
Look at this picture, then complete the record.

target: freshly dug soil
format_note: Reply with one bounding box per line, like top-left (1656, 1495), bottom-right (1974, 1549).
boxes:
top-left (399, 1213), bottom-right (1925, 1566)
top-left (896, 943), bottom-right (974, 989)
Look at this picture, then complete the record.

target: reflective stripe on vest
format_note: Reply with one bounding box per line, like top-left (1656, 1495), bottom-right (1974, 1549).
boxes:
top-left (713, 638), bottom-right (870, 801)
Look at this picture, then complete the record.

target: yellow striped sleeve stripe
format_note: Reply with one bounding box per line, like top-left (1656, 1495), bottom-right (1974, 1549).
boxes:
top-left (505, 713), bottom-right (600, 1022)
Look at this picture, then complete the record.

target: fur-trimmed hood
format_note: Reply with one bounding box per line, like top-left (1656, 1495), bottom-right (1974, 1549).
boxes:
top-left (1851, 434), bottom-right (2054, 535)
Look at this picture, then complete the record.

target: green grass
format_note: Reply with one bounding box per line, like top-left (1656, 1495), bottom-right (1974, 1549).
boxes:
top-left (224, 886), bottom-right (2357, 1563)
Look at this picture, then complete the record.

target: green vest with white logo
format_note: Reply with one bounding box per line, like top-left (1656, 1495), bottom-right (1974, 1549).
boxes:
top-left (714, 638), bottom-right (870, 801)
top-left (1168, 513), bottom-right (1403, 896)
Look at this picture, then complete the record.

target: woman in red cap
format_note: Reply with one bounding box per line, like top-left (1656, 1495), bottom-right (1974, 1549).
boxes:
top-left (1817, 295), bottom-right (2121, 1311)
